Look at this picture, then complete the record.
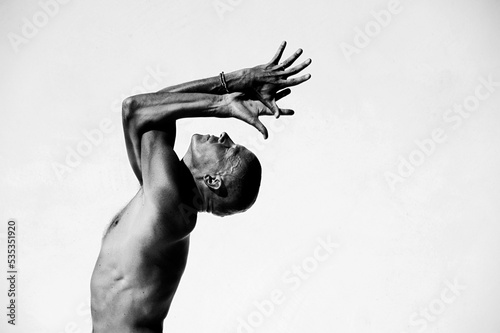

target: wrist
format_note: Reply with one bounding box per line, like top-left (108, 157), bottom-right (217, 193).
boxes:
top-left (218, 94), bottom-right (233, 117)
top-left (224, 69), bottom-right (250, 92)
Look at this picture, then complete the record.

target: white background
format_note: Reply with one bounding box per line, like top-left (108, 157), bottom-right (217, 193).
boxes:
top-left (1, 0), bottom-right (500, 332)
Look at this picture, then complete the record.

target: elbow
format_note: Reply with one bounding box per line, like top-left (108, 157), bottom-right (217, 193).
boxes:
top-left (122, 97), bottom-right (137, 123)
top-left (122, 97), bottom-right (146, 135)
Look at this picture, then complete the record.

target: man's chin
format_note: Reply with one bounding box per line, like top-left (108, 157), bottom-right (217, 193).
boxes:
top-left (184, 135), bottom-right (200, 163)
top-left (186, 134), bottom-right (205, 161)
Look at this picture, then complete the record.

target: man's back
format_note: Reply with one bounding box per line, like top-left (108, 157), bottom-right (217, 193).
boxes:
top-left (90, 188), bottom-right (192, 333)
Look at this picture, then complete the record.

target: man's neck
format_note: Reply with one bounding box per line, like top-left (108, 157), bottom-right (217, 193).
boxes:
top-left (179, 159), bottom-right (207, 214)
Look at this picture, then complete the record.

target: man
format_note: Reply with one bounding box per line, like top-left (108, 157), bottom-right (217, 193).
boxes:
top-left (90, 41), bottom-right (311, 333)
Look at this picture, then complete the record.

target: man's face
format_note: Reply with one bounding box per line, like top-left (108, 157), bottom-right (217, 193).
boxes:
top-left (187, 132), bottom-right (242, 174)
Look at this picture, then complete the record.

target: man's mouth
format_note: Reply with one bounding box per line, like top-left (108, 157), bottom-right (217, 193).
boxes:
top-left (206, 134), bottom-right (217, 142)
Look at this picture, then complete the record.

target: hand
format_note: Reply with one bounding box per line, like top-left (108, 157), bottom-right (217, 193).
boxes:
top-left (224, 92), bottom-right (294, 139)
top-left (235, 41), bottom-right (312, 118)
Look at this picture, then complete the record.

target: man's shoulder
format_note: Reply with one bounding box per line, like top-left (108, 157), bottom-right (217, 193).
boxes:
top-left (141, 130), bottom-right (183, 193)
top-left (141, 145), bottom-right (184, 206)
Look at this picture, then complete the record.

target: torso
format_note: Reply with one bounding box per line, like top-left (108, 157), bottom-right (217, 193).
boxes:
top-left (90, 189), bottom-right (195, 333)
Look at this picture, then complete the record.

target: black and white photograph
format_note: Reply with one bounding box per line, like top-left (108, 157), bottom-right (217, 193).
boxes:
top-left (1, 0), bottom-right (500, 332)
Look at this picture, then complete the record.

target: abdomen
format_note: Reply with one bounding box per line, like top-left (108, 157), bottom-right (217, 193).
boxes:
top-left (90, 233), bottom-right (189, 332)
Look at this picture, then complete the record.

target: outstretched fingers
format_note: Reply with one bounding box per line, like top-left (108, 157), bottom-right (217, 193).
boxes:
top-left (278, 108), bottom-right (294, 116)
top-left (281, 58), bottom-right (312, 77)
top-left (268, 41), bottom-right (287, 65)
top-left (275, 88), bottom-right (291, 101)
top-left (279, 74), bottom-right (311, 88)
top-left (275, 90), bottom-right (294, 116)
top-left (253, 92), bottom-right (281, 119)
top-left (275, 48), bottom-right (303, 70)
top-left (261, 107), bottom-right (294, 117)
top-left (260, 105), bottom-right (295, 116)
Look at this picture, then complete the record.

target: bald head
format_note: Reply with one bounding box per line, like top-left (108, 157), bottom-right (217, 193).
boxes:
top-left (211, 148), bottom-right (261, 216)
top-left (183, 133), bottom-right (262, 216)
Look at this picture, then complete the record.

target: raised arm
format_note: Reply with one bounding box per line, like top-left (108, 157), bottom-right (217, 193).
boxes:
top-left (157, 41), bottom-right (311, 117)
top-left (156, 71), bottom-right (246, 94)
top-left (122, 92), bottom-right (227, 183)
top-left (122, 41), bottom-right (311, 184)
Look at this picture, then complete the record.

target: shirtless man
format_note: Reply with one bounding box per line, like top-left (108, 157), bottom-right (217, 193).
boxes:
top-left (90, 42), bottom-right (311, 333)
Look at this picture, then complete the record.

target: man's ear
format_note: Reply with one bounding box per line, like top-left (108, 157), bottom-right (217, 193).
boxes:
top-left (203, 174), bottom-right (222, 190)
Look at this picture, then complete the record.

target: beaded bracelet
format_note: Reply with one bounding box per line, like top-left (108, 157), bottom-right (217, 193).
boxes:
top-left (219, 71), bottom-right (230, 93)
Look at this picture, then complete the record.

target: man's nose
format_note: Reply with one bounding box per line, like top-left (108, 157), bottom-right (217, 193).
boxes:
top-left (219, 132), bottom-right (228, 143)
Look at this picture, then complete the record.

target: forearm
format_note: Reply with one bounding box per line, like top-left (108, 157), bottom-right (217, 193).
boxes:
top-left (157, 70), bottom-right (249, 94)
top-left (126, 92), bottom-right (228, 132)
top-left (122, 92), bottom-right (229, 182)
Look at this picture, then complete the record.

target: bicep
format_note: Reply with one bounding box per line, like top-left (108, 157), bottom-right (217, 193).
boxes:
top-left (140, 130), bottom-right (181, 206)
top-left (122, 97), bottom-right (176, 184)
